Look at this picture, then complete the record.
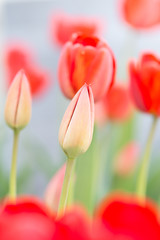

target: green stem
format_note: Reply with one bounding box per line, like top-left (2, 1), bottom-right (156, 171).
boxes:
top-left (9, 129), bottom-right (20, 200)
top-left (58, 158), bottom-right (75, 216)
top-left (136, 116), bottom-right (158, 201)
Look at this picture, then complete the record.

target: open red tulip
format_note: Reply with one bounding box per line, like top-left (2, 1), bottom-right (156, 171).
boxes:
top-left (50, 12), bottom-right (102, 46)
top-left (58, 34), bottom-right (115, 101)
top-left (129, 53), bottom-right (160, 115)
top-left (95, 193), bottom-right (160, 240)
top-left (120, 0), bottom-right (160, 29)
top-left (5, 44), bottom-right (51, 97)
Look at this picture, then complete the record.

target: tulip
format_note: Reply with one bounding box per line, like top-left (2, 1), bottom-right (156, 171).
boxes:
top-left (58, 33), bottom-right (115, 101)
top-left (5, 69), bottom-right (32, 130)
top-left (114, 142), bottom-right (140, 176)
top-left (5, 70), bottom-right (32, 200)
top-left (0, 197), bottom-right (56, 240)
top-left (95, 193), bottom-right (160, 240)
top-left (5, 44), bottom-right (51, 97)
top-left (120, 0), bottom-right (160, 29)
top-left (129, 53), bottom-right (160, 200)
top-left (95, 83), bottom-right (133, 125)
top-left (45, 164), bottom-right (66, 212)
top-left (55, 206), bottom-right (91, 240)
top-left (50, 12), bottom-right (102, 46)
top-left (0, 197), bottom-right (92, 240)
top-left (59, 84), bottom-right (94, 160)
top-left (58, 84), bottom-right (94, 215)
top-left (129, 53), bottom-right (160, 115)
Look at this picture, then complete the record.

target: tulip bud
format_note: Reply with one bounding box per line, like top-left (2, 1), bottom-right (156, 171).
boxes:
top-left (59, 84), bottom-right (94, 159)
top-left (45, 164), bottom-right (66, 212)
top-left (5, 69), bottom-right (32, 130)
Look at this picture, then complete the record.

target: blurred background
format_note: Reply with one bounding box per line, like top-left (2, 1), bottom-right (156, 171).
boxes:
top-left (1, 0), bottom-right (160, 206)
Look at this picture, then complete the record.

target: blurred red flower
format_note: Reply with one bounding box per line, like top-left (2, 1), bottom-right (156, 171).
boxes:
top-left (95, 83), bottom-right (133, 125)
top-left (50, 12), bottom-right (102, 46)
top-left (0, 197), bottom-right (55, 240)
top-left (0, 197), bottom-right (91, 240)
top-left (1, 194), bottom-right (160, 240)
top-left (58, 33), bottom-right (115, 101)
top-left (129, 53), bottom-right (160, 115)
top-left (5, 44), bottom-right (51, 97)
top-left (54, 206), bottom-right (91, 240)
top-left (95, 193), bottom-right (160, 240)
top-left (120, 0), bottom-right (160, 29)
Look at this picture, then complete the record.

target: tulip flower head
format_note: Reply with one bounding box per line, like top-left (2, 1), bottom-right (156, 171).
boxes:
top-left (59, 84), bottom-right (94, 160)
top-left (5, 70), bottom-right (32, 130)
top-left (95, 83), bottom-right (133, 125)
top-left (50, 12), bottom-right (102, 46)
top-left (95, 193), bottom-right (160, 240)
top-left (129, 53), bottom-right (160, 115)
top-left (58, 33), bottom-right (115, 101)
top-left (5, 44), bottom-right (51, 97)
top-left (120, 0), bottom-right (160, 29)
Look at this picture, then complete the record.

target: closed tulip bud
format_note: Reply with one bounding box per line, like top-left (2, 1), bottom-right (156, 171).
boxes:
top-left (5, 69), bottom-right (32, 130)
top-left (59, 84), bottom-right (94, 159)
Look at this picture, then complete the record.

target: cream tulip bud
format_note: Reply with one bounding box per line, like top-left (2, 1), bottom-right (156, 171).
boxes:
top-left (59, 84), bottom-right (94, 159)
top-left (5, 69), bottom-right (32, 130)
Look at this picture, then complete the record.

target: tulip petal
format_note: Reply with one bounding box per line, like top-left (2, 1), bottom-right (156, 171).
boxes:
top-left (58, 42), bottom-right (76, 98)
top-left (70, 45), bottom-right (97, 92)
top-left (129, 61), bottom-right (151, 112)
top-left (59, 87), bottom-right (82, 148)
top-left (87, 48), bottom-right (115, 101)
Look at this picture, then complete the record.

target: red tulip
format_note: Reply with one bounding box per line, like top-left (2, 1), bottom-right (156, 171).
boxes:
top-left (120, 0), bottom-right (160, 29)
top-left (50, 12), bottom-right (102, 46)
top-left (55, 206), bottom-right (91, 240)
top-left (95, 193), bottom-right (160, 240)
top-left (0, 197), bottom-right (55, 240)
top-left (58, 34), bottom-right (115, 101)
top-left (0, 197), bottom-right (91, 240)
top-left (5, 44), bottom-right (51, 97)
top-left (129, 53), bottom-right (160, 115)
top-left (114, 142), bottom-right (140, 176)
top-left (95, 83), bottom-right (133, 124)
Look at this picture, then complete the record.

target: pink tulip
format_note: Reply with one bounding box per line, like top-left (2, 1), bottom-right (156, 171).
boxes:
top-left (59, 84), bottom-right (94, 159)
top-left (5, 70), bottom-right (32, 130)
top-left (44, 164), bottom-right (66, 212)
